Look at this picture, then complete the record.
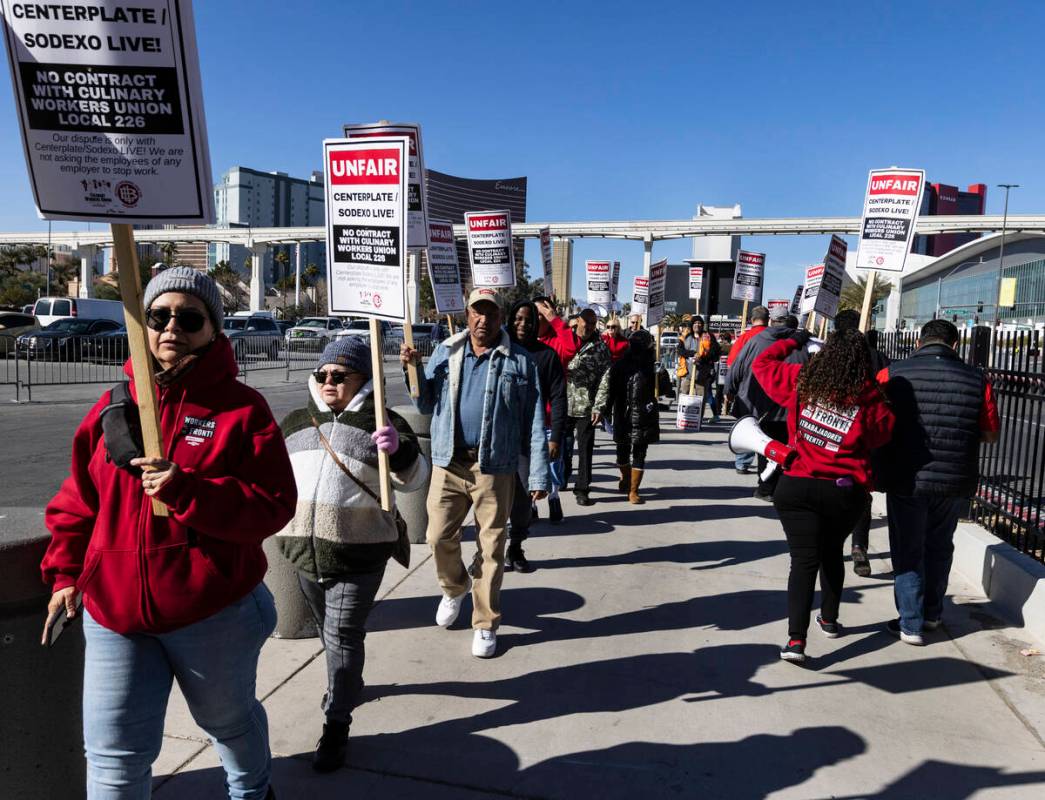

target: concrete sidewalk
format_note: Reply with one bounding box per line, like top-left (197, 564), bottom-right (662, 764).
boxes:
top-left (153, 421), bottom-right (1045, 799)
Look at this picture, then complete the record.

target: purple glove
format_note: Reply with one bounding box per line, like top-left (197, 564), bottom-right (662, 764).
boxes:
top-left (372, 424), bottom-right (399, 455)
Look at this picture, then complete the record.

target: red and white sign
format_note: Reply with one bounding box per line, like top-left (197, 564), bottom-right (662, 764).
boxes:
top-left (731, 250), bottom-right (765, 303)
top-left (632, 275), bottom-right (650, 317)
top-left (587, 260), bottom-right (612, 306)
top-left (323, 137), bottom-right (408, 321)
top-left (343, 122), bottom-right (429, 249)
top-left (426, 219), bottom-right (464, 314)
top-left (688, 266), bottom-right (704, 300)
top-left (790, 284), bottom-right (804, 315)
top-left (540, 227), bottom-right (553, 297)
top-left (800, 264), bottom-right (825, 314)
top-left (465, 210), bottom-right (514, 288)
top-left (768, 299), bottom-right (790, 316)
top-left (855, 167), bottom-right (925, 273)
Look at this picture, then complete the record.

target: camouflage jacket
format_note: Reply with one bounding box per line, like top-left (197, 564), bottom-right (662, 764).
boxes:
top-left (566, 336), bottom-right (612, 417)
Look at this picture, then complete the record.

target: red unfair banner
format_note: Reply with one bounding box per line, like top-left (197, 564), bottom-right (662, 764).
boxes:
top-left (468, 214), bottom-right (509, 230)
top-left (429, 223), bottom-right (454, 244)
top-left (328, 149), bottom-right (401, 185)
top-left (588, 261), bottom-right (610, 272)
top-left (869, 174), bottom-right (922, 195)
top-left (738, 252), bottom-right (765, 266)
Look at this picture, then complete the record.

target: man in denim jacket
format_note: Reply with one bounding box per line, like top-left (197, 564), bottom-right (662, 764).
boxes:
top-left (400, 288), bottom-right (549, 658)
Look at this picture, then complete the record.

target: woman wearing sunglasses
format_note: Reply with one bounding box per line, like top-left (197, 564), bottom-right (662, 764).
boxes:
top-left (41, 267), bottom-right (297, 800)
top-left (275, 337), bottom-right (428, 772)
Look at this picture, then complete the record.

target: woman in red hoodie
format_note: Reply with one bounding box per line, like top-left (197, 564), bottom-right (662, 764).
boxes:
top-left (40, 268), bottom-right (296, 799)
top-left (753, 328), bottom-right (894, 663)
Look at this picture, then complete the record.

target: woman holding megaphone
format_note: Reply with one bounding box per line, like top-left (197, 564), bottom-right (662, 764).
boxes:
top-left (752, 328), bottom-right (894, 664)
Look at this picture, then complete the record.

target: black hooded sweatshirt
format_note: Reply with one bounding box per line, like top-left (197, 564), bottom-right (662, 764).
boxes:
top-left (507, 299), bottom-right (568, 443)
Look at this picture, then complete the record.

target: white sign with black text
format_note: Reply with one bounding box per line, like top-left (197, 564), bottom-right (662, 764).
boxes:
top-left (0, 0), bottom-right (214, 222)
top-left (539, 227), bottom-right (553, 296)
top-left (855, 167), bottom-right (925, 273)
top-left (688, 266), bottom-right (704, 300)
top-left (645, 258), bottom-right (668, 327)
top-left (632, 275), bottom-right (649, 318)
top-left (323, 137), bottom-right (408, 321)
top-left (731, 250), bottom-right (765, 303)
top-left (343, 121), bottom-right (429, 249)
top-left (800, 265), bottom-right (824, 314)
top-left (426, 219), bottom-right (464, 314)
top-left (465, 210), bottom-right (515, 288)
top-left (814, 235), bottom-right (847, 319)
top-left (586, 260), bottom-right (611, 306)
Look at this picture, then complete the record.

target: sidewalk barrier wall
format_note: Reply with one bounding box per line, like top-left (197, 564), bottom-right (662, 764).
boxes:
top-left (262, 536), bottom-right (318, 640)
top-left (0, 510), bottom-right (86, 799)
top-left (392, 404), bottom-right (432, 544)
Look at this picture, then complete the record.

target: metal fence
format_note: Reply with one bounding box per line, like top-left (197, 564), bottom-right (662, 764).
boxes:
top-left (3, 333), bottom-right (442, 399)
top-left (877, 328), bottom-right (1044, 564)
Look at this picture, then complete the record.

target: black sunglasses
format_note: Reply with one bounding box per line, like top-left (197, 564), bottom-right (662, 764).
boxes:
top-left (313, 369), bottom-right (352, 385)
top-left (146, 307), bottom-right (208, 333)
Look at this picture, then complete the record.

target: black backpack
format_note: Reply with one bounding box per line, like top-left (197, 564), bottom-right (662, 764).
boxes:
top-left (100, 381), bottom-right (144, 474)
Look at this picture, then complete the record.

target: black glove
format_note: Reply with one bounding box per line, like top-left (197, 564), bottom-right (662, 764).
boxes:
top-left (790, 329), bottom-right (812, 348)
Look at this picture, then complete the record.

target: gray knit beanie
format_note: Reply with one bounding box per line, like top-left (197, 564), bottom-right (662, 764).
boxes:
top-left (143, 266), bottom-right (224, 328)
top-left (318, 336), bottom-right (372, 377)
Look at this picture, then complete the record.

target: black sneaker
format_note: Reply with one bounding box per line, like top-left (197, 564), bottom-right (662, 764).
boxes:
top-left (922, 618), bottom-right (941, 631)
top-left (736, 467), bottom-right (751, 475)
top-left (575, 492), bottom-right (595, 506)
top-left (779, 638), bottom-right (806, 663)
top-left (885, 619), bottom-right (924, 646)
top-left (753, 489), bottom-right (774, 503)
top-left (815, 614), bottom-right (842, 639)
top-left (548, 497), bottom-right (564, 523)
top-left (312, 721), bottom-right (349, 773)
top-left (506, 546), bottom-right (533, 574)
top-left (852, 546), bottom-right (872, 578)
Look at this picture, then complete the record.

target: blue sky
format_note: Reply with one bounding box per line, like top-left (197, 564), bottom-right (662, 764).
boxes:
top-left (2, 0), bottom-right (1043, 299)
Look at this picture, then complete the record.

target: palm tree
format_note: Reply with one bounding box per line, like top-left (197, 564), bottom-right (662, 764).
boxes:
top-left (839, 273), bottom-right (892, 313)
top-left (303, 263), bottom-right (321, 309)
top-left (158, 241), bottom-right (178, 269)
top-left (210, 260), bottom-right (242, 311)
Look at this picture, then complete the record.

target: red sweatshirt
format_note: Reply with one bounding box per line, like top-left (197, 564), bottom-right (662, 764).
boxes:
top-left (540, 314), bottom-right (578, 371)
top-left (752, 338), bottom-right (895, 489)
top-left (41, 336), bottom-right (297, 634)
top-left (602, 332), bottom-right (630, 362)
top-left (727, 322), bottom-right (767, 366)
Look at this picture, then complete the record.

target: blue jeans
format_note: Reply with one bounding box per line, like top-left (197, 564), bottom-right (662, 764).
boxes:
top-left (83, 583), bottom-right (277, 800)
top-left (735, 451), bottom-right (756, 470)
top-left (887, 494), bottom-right (964, 634)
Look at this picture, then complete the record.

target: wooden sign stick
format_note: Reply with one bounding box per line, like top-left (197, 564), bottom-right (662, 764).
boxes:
top-left (739, 300), bottom-right (749, 334)
top-left (819, 317), bottom-right (829, 339)
top-left (402, 306), bottom-right (419, 398)
top-left (446, 314), bottom-right (456, 335)
top-left (807, 311), bottom-right (817, 332)
top-left (369, 318), bottom-right (393, 511)
top-left (688, 354), bottom-right (698, 396)
top-left (859, 269), bottom-right (877, 333)
top-left (112, 223), bottom-right (168, 517)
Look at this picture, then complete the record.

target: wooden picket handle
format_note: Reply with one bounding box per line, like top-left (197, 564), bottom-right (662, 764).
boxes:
top-left (819, 317), bottom-right (828, 339)
top-left (369, 318), bottom-right (393, 511)
top-left (112, 223), bottom-right (167, 517)
top-left (446, 314), bottom-right (456, 335)
top-left (739, 300), bottom-right (749, 334)
top-left (859, 269), bottom-right (877, 333)
top-left (402, 306), bottom-right (419, 398)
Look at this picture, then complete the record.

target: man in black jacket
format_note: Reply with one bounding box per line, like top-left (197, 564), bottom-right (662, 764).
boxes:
top-left (505, 300), bottom-right (568, 572)
top-left (875, 320), bottom-right (1000, 645)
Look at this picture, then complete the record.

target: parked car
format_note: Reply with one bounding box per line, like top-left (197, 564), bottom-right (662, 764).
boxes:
top-left (659, 329), bottom-right (680, 351)
top-left (32, 296), bottom-right (124, 326)
top-left (332, 318), bottom-right (393, 345)
top-left (275, 319), bottom-right (294, 336)
top-left (285, 316), bottom-right (345, 350)
top-left (18, 318), bottom-right (122, 361)
top-left (0, 312), bottom-right (40, 354)
top-left (408, 323), bottom-right (447, 347)
top-left (223, 315), bottom-right (283, 360)
top-left (83, 326), bottom-right (129, 364)
top-left (21, 304), bottom-right (34, 315)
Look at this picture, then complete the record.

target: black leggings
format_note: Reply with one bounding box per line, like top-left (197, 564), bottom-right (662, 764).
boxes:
top-left (616, 441), bottom-right (648, 470)
top-left (773, 474), bottom-right (868, 638)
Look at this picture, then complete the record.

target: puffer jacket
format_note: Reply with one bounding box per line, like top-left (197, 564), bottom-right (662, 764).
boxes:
top-left (41, 336), bottom-right (297, 634)
top-left (603, 343), bottom-right (660, 447)
top-left (277, 377), bottom-right (428, 579)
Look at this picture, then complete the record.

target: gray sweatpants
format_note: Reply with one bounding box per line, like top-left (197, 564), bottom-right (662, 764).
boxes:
top-left (298, 566), bottom-right (386, 726)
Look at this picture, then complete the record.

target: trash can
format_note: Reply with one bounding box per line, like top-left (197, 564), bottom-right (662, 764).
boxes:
top-left (0, 508), bottom-right (86, 800)
top-left (392, 404), bottom-right (432, 544)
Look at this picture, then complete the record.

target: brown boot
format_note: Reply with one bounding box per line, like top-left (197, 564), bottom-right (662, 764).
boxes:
top-left (617, 464), bottom-right (631, 493)
top-left (628, 468), bottom-right (645, 504)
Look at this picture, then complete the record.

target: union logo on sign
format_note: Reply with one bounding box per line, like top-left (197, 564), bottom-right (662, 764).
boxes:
top-left (373, 294), bottom-right (382, 308)
top-left (114, 181), bottom-right (141, 208)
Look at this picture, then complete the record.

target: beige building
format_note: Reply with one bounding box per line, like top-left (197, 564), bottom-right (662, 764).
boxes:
top-left (551, 237), bottom-right (573, 302)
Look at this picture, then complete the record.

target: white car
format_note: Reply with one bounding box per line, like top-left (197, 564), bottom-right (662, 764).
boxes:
top-left (333, 318), bottom-right (393, 343)
top-left (285, 316), bottom-right (344, 350)
top-left (659, 330), bottom-right (680, 350)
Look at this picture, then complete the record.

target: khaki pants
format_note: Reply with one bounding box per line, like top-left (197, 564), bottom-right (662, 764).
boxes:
top-left (426, 459), bottom-right (516, 630)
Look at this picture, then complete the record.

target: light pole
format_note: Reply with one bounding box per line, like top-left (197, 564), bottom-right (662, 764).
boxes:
top-left (993, 183), bottom-right (1019, 327)
top-left (935, 259), bottom-right (982, 320)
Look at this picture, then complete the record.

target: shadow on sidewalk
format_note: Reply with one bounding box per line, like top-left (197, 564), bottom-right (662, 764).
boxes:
top-left (535, 538), bottom-right (788, 572)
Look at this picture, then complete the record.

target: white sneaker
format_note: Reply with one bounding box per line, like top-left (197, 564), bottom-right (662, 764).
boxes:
top-left (472, 629), bottom-right (497, 658)
top-left (435, 577), bottom-right (471, 628)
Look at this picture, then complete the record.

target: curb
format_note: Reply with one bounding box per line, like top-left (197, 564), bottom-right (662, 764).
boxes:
top-left (872, 493), bottom-right (1045, 644)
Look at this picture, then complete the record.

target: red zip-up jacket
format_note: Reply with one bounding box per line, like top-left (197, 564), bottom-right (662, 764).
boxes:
top-left (726, 322), bottom-right (767, 366)
top-left (540, 315), bottom-right (578, 372)
top-left (41, 336), bottom-right (296, 634)
top-left (752, 338), bottom-right (895, 489)
top-left (602, 332), bottom-right (630, 362)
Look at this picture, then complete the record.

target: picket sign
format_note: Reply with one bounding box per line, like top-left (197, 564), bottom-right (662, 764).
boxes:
top-left (676, 392), bottom-right (704, 431)
top-left (369, 318), bottom-right (393, 511)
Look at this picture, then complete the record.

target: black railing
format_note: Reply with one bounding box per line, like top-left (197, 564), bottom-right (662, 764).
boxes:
top-left (876, 328), bottom-right (1044, 564)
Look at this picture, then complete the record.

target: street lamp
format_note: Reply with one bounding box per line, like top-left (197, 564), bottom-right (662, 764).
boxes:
top-left (993, 183), bottom-right (1019, 327)
top-left (935, 258), bottom-right (983, 319)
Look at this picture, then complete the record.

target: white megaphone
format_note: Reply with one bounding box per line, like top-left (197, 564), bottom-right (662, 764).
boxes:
top-left (728, 416), bottom-right (796, 482)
